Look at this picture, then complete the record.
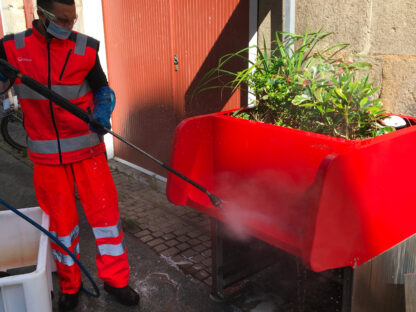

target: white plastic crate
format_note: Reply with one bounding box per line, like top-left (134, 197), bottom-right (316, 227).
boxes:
top-left (0, 207), bottom-right (54, 312)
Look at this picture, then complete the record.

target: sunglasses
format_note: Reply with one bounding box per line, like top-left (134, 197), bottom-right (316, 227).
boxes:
top-left (37, 5), bottom-right (78, 27)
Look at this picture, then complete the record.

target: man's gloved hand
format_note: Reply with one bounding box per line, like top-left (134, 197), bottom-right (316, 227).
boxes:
top-left (89, 86), bottom-right (116, 135)
top-left (0, 71), bottom-right (9, 83)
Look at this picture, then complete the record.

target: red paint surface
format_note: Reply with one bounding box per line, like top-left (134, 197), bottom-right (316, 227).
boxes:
top-left (166, 110), bottom-right (416, 271)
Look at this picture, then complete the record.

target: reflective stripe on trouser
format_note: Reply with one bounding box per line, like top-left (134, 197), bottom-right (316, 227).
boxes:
top-left (33, 153), bottom-right (130, 294)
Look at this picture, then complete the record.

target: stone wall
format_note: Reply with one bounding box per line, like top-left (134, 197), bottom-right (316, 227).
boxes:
top-left (258, 0), bottom-right (416, 115)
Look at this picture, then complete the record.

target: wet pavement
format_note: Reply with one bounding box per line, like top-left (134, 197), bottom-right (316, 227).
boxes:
top-left (0, 136), bottom-right (344, 312)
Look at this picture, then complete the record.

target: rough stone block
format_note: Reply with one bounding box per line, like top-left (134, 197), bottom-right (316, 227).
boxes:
top-left (296, 0), bottom-right (370, 53)
top-left (380, 56), bottom-right (416, 115)
top-left (369, 0), bottom-right (416, 55)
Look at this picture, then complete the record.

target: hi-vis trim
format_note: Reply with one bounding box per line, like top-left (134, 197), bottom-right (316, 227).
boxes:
top-left (14, 31), bottom-right (26, 49)
top-left (75, 33), bottom-right (87, 56)
top-left (92, 221), bottom-right (122, 239)
top-left (50, 225), bottom-right (80, 248)
top-left (28, 133), bottom-right (100, 154)
top-left (14, 81), bottom-right (91, 100)
top-left (97, 242), bottom-right (126, 257)
top-left (52, 243), bottom-right (80, 266)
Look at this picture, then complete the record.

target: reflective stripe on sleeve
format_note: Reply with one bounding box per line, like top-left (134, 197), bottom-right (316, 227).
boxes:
top-left (52, 243), bottom-right (80, 266)
top-left (97, 242), bottom-right (126, 257)
top-left (27, 133), bottom-right (100, 154)
top-left (14, 81), bottom-right (91, 100)
top-left (92, 221), bottom-right (122, 240)
top-left (50, 225), bottom-right (79, 248)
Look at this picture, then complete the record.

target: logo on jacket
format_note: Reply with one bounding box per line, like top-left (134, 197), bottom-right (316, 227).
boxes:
top-left (17, 57), bottom-right (32, 62)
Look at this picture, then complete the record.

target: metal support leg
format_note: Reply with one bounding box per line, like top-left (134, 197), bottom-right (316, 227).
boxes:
top-left (342, 267), bottom-right (354, 312)
top-left (210, 217), bottom-right (225, 301)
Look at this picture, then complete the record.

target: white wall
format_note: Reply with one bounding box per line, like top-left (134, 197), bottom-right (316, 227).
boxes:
top-left (81, 0), bottom-right (114, 159)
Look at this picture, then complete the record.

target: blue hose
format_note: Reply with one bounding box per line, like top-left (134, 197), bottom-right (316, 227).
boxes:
top-left (0, 198), bottom-right (100, 297)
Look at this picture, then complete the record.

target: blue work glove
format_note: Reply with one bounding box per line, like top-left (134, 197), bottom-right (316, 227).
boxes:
top-left (0, 71), bottom-right (8, 83)
top-left (89, 86), bottom-right (116, 135)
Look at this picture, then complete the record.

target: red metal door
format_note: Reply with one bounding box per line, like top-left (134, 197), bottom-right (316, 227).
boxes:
top-left (170, 0), bottom-right (249, 120)
top-left (102, 0), bottom-right (249, 176)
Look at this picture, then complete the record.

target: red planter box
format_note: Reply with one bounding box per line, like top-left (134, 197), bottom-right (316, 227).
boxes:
top-left (166, 109), bottom-right (416, 272)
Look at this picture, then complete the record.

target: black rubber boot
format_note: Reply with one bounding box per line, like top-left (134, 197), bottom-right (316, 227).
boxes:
top-left (104, 283), bottom-right (140, 306)
top-left (58, 287), bottom-right (81, 311)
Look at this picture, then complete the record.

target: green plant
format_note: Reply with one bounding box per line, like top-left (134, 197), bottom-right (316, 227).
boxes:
top-left (194, 29), bottom-right (394, 139)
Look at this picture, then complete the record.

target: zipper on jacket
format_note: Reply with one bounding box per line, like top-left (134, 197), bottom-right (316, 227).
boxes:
top-left (59, 48), bottom-right (72, 81)
top-left (47, 39), bottom-right (63, 164)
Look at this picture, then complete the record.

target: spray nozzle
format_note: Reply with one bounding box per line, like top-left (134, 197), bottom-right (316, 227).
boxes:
top-left (208, 193), bottom-right (224, 211)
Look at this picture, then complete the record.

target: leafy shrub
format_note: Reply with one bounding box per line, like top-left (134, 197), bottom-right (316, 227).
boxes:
top-left (194, 29), bottom-right (394, 139)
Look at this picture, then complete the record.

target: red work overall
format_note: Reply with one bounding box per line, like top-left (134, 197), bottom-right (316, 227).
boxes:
top-left (1, 22), bottom-right (130, 294)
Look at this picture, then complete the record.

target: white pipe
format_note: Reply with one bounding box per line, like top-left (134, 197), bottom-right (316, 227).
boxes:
top-left (284, 0), bottom-right (296, 34)
top-left (248, 0), bottom-right (258, 108)
top-left (284, 0), bottom-right (296, 56)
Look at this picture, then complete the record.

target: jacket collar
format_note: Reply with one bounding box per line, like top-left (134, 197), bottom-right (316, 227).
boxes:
top-left (32, 19), bottom-right (73, 46)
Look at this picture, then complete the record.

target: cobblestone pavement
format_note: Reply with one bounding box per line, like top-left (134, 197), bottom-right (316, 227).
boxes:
top-left (109, 160), bottom-right (214, 287)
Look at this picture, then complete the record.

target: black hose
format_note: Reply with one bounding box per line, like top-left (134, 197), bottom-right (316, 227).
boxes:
top-left (0, 198), bottom-right (100, 297)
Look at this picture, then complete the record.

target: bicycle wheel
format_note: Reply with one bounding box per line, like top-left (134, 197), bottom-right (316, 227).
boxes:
top-left (1, 111), bottom-right (27, 150)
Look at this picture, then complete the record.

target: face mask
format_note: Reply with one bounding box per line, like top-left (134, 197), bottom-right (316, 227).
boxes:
top-left (44, 19), bottom-right (72, 40)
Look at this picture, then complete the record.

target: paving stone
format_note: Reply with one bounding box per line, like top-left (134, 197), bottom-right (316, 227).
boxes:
top-left (182, 249), bottom-right (198, 258)
top-left (151, 231), bottom-right (164, 238)
top-left (187, 231), bottom-right (201, 238)
top-left (191, 263), bottom-right (205, 271)
top-left (134, 230), bottom-right (150, 238)
top-left (147, 238), bottom-right (164, 247)
top-left (176, 242), bottom-right (190, 251)
top-left (140, 235), bottom-right (154, 243)
top-left (174, 228), bottom-right (188, 236)
top-left (204, 277), bottom-right (212, 286)
top-left (202, 241), bottom-right (211, 248)
top-left (178, 262), bottom-right (194, 272)
top-left (160, 247), bottom-right (180, 257)
top-left (188, 238), bottom-right (200, 246)
top-left (153, 244), bottom-right (168, 253)
top-left (170, 255), bottom-right (185, 263)
top-left (194, 270), bottom-right (210, 281)
top-left (177, 235), bottom-right (189, 243)
top-left (161, 226), bottom-right (177, 233)
top-left (199, 235), bottom-right (210, 242)
top-left (190, 254), bottom-right (205, 263)
top-left (165, 239), bottom-right (179, 247)
top-left (192, 245), bottom-right (206, 253)
top-left (202, 258), bottom-right (212, 267)
top-left (202, 249), bottom-right (212, 257)
top-left (162, 233), bottom-right (175, 240)
top-left (182, 264), bottom-right (199, 275)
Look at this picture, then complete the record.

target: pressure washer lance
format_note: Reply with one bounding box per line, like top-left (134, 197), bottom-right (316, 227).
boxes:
top-left (0, 59), bottom-right (225, 211)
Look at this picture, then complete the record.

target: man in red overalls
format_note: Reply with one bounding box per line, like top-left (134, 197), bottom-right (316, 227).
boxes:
top-left (0, 0), bottom-right (140, 310)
